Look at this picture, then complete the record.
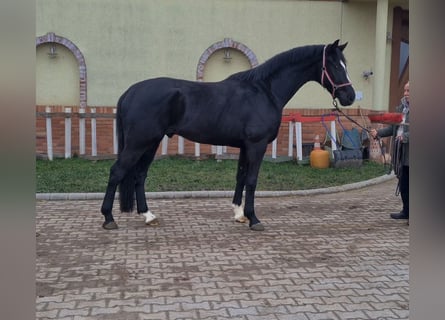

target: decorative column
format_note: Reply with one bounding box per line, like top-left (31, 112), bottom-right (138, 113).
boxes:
top-left (373, 0), bottom-right (389, 110)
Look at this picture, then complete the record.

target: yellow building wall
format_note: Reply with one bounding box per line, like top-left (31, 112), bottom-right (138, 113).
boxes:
top-left (341, 1), bottom-right (377, 110)
top-left (36, 0), bottom-right (398, 110)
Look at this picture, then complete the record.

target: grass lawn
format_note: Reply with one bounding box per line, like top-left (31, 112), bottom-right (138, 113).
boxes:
top-left (36, 156), bottom-right (389, 193)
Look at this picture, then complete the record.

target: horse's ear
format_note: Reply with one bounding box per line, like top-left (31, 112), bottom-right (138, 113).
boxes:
top-left (331, 39), bottom-right (340, 48)
top-left (338, 42), bottom-right (348, 51)
top-left (326, 39), bottom-right (340, 52)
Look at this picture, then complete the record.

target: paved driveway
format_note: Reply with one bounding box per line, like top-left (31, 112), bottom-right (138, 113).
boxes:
top-left (36, 178), bottom-right (409, 320)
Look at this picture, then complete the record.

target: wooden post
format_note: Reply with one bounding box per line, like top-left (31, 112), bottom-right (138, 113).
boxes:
top-left (91, 108), bottom-right (97, 157)
top-left (178, 136), bottom-right (184, 155)
top-left (195, 143), bottom-right (200, 157)
top-left (113, 108), bottom-right (118, 154)
top-left (79, 108), bottom-right (86, 155)
top-left (272, 139), bottom-right (277, 159)
top-left (45, 106), bottom-right (53, 161)
top-left (288, 122), bottom-right (294, 158)
top-left (64, 107), bottom-right (72, 159)
top-left (161, 135), bottom-right (168, 155)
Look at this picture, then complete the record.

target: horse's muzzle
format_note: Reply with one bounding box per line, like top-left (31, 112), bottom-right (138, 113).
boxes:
top-left (337, 87), bottom-right (356, 106)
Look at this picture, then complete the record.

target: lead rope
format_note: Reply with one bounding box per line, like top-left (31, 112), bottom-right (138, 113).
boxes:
top-left (331, 99), bottom-right (369, 133)
top-left (331, 99), bottom-right (390, 171)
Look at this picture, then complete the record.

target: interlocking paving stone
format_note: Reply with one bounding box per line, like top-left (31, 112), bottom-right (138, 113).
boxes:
top-left (36, 178), bottom-right (409, 319)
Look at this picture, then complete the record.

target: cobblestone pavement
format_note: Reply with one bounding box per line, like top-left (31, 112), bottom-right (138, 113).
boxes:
top-left (36, 178), bottom-right (409, 320)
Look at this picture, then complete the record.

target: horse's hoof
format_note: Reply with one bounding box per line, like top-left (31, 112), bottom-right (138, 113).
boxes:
top-left (235, 216), bottom-right (248, 223)
top-left (250, 223), bottom-right (265, 231)
top-left (146, 218), bottom-right (159, 226)
top-left (102, 221), bottom-right (118, 230)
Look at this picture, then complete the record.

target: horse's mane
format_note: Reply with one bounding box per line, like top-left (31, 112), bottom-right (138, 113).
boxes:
top-left (227, 44), bottom-right (347, 82)
top-left (227, 45), bottom-right (321, 81)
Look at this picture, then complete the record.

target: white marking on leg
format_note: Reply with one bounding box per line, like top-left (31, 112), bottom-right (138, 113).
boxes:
top-left (232, 203), bottom-right (247, 223)
top-left (142, 211), bottom-right (158, 225)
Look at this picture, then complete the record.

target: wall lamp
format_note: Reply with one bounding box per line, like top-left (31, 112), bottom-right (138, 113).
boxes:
top-left (362, 70), bottom-right (373, 80)
top-left (48, 43), bottom-right (58, 59)
top-left (223, 48), bottom-right (232, 63)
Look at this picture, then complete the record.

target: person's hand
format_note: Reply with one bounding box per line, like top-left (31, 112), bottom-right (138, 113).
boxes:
top-left (370, 128), bottom-right (378, 139)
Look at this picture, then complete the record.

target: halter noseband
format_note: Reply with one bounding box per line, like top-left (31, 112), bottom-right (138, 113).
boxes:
top-left (321, 45), bottom-right (352, 99)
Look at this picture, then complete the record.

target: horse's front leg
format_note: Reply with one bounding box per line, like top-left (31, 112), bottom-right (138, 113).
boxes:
top-left (243, 143), bottom-right (267, 231)
top-left (232, 148), bottom-right (248, 223)
top-left (244, 177), bottom-right (264, 231)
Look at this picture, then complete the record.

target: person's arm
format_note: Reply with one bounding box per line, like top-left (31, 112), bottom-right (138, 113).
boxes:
top-left (377, 124), bottom-right (395, 138)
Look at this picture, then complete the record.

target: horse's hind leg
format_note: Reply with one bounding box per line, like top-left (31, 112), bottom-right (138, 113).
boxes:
top-left (101, 149), bottom-right (145, 230)
top-left (232, 147), bottom-right (248, 223)
top-left (101, 161), bottom-right (126, 229)
top-left (134, 144), bottom-right (160, 225)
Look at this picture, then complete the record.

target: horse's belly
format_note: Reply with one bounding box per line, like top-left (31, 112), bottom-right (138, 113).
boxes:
top-left (180, 130), bottom-right (242, 148)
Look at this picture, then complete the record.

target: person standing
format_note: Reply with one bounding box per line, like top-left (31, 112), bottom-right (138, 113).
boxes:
top-left (371, 81), bottom-right (409, 222)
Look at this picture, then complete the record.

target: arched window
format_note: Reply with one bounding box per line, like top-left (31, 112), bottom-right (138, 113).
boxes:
top-left (36, 32), bottom-right (87, 108)
top-left (196, 38), bottom-right (258, 81)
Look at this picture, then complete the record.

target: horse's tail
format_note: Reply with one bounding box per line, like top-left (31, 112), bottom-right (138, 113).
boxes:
top-left (116, 89), bottom-right (136, 213)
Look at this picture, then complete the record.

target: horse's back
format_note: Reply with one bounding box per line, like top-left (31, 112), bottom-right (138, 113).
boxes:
top-left (119, 77), bottom-right (181, 106)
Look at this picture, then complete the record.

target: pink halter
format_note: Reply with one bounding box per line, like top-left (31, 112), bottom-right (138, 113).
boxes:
top-left (321, 45), bottom-right (352, 98)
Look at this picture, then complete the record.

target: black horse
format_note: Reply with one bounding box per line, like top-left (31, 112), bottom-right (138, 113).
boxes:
top-left (101, 39), bottom-right (355, 231)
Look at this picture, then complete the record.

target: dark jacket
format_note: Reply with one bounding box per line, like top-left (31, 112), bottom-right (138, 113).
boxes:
top-left (377, 101), bottom-right (409, 167)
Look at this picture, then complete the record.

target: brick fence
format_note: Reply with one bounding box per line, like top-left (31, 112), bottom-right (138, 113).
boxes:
top-left (36, 105), bottom-right (383, 160)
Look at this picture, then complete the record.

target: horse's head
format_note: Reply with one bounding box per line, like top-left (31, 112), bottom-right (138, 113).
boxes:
top-left (321, 40), bottom-right (355, 106)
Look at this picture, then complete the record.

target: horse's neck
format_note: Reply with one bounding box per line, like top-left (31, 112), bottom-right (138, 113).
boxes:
top-left (268, 51), bottom-right (321, 109)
